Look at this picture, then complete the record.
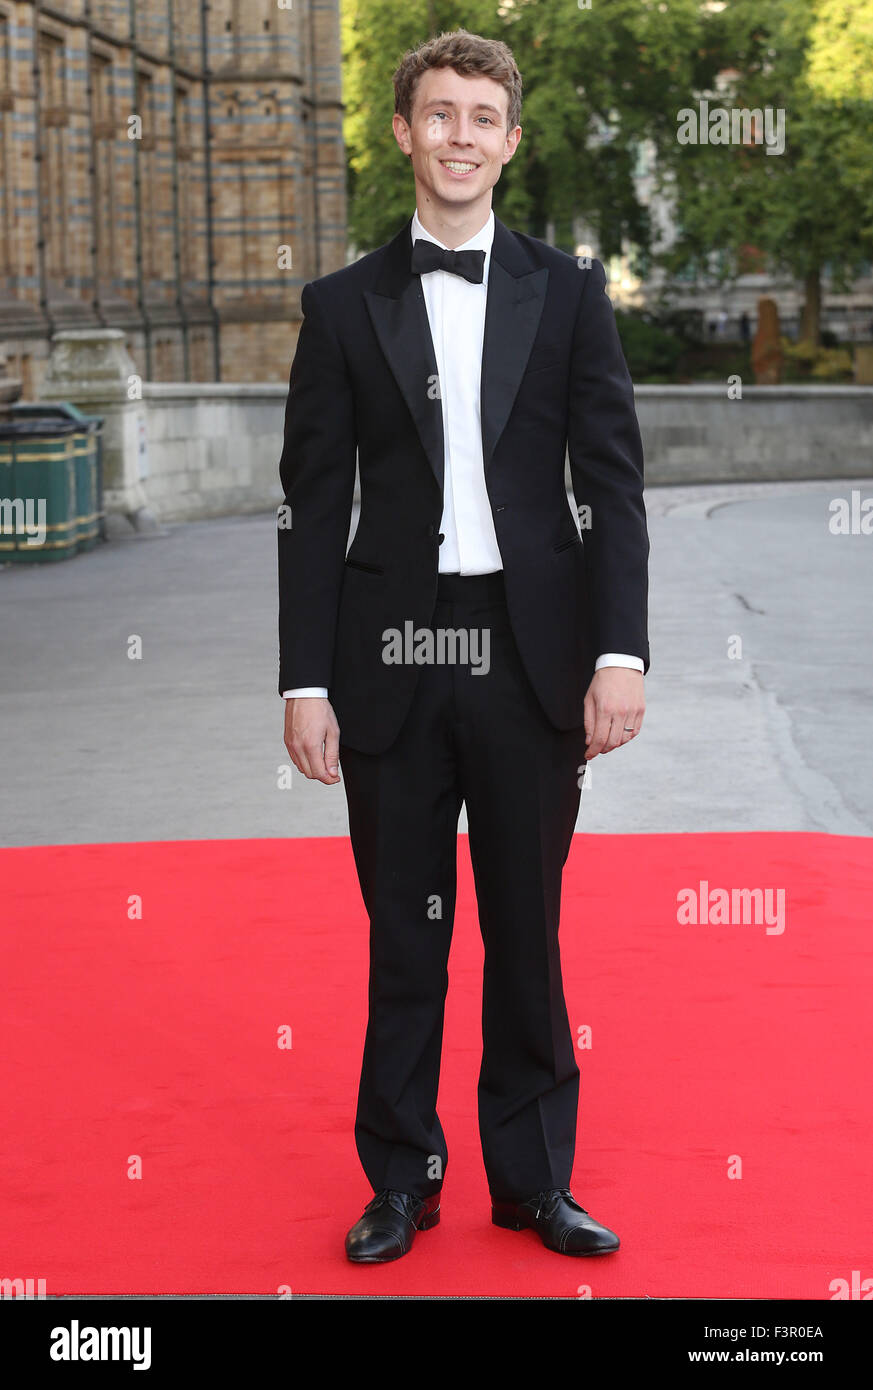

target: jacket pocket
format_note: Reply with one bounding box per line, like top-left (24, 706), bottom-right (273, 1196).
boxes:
top-left (553, 534), bottom-right (582, 553)
top-left (345, 557), bottom-right (385, 575)
top-left (526, 345), bottom-right (564, 375)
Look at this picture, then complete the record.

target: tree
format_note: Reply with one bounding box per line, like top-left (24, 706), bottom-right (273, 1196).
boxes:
top-left (655, 0), bottom-right (873, 344)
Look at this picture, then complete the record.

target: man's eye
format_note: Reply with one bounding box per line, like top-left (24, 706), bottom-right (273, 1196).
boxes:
top-left (429, 110), bottom-right (492, 124)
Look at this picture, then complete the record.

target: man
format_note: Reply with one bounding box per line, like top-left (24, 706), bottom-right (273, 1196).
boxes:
top-left (278, 28), bottom-right (649, 1262)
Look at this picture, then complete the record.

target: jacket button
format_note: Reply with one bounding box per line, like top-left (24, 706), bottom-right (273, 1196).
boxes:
top-left (438, 533), bottom-right (444, 544)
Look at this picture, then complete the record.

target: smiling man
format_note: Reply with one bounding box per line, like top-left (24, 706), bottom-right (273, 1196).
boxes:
top-left (278, 28), bottom-right (650, 1262)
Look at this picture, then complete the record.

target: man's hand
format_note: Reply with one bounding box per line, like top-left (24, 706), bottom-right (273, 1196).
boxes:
top-left (583, 668), bottom-right (645, 759)
top-left (284, 697), bottom-right (342, 785)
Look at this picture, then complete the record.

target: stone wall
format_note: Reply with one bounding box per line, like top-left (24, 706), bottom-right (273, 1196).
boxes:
top-left (142, 383), bottom-right (287, 521)
top-left (633, 385), bottom-right (873, 483)
top-left (139, 382), bottom-right (873, 522)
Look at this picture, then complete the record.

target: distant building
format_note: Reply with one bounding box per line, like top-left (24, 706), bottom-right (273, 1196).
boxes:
top-left (0, 0), bottom-right (345, 394)
top-left (599, 134), bottom-right (873, 343)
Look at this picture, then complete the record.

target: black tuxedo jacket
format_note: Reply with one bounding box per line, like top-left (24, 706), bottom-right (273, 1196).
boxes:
top-left (278, 213), bottom-right (650, 754)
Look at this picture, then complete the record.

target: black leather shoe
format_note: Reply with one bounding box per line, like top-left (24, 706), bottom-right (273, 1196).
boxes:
top-left (345, 1188), bottom-right (441, 1263)
top-left (492, 1188), bottom-right (619, 1255)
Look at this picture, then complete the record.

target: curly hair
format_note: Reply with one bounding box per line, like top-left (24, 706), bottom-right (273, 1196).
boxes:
top-left (393, 28), bottom-right (523, 132)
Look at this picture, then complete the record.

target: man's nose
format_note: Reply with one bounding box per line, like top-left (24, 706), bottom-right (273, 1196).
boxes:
top-left (449, 117), bottom-right (476, 145)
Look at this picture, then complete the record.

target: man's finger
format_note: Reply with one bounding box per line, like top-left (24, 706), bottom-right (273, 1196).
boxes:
top-left (586, 707), bottom-right (611, 758)
top-left (302, 732), bottom-right (330, 784)
top-left (324, 726), bottom-right (341, 781)
top-left (292, 740), bottom-right (314, 780)
top-left (603, 713), bottom-right (627, 754)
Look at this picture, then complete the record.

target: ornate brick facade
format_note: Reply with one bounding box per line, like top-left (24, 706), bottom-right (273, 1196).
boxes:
top-left (0, 0), bottom-right (346, 392)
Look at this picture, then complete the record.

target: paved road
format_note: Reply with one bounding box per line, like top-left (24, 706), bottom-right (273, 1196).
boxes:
top-left (2, 478), bottom-right (871, 847)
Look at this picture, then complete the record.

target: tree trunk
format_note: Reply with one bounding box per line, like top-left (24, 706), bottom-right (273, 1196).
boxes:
top-left (799, 268), bottom-right (821, 345)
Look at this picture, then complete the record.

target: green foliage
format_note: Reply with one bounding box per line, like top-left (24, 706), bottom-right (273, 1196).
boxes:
top-left (613, 309), bottom-right (683, 382)
top-left (781, 336), bottom-right (854, 380)
top-left (656, 0), bottom-right (873, 299)
top-left (806, 0), bottom-right (873, 100)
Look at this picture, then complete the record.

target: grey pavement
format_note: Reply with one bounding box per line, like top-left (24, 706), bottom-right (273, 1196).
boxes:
top-left (1, 477), bottom-right (871, 848)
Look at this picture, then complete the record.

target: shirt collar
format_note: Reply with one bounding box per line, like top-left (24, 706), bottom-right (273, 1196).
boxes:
top-left (411, 207), bottom-right (494, 284)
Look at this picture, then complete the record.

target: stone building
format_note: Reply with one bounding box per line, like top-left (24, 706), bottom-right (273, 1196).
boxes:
top-left (0, 0), bottom-right (345, 396)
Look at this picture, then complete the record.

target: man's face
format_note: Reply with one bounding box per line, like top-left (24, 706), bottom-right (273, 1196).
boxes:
top-left (393, 66), bottom-right (521, 213)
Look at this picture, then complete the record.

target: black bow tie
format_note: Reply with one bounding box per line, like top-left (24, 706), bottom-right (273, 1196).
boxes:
top-left (411, 239), bottom-right (485, 284)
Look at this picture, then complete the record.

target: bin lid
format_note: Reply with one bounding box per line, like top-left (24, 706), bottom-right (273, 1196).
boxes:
top-left (0, 417), bottom-right (80, 438)
top-left (10, 401), bottom-right (103, 430)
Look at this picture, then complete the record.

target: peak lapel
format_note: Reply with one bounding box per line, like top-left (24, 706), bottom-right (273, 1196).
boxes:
top-left (481, 217), bottom-right (549, 468)
top-left (364, 218), bottom-right (444, 493)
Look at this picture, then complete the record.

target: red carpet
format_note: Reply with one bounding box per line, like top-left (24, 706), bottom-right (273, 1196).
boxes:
top-left (2, 832), bottom-right (870, 1298)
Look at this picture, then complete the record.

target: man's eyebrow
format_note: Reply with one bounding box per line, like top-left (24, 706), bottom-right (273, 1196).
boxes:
top-left (421, 99), bottom-right (503, 115)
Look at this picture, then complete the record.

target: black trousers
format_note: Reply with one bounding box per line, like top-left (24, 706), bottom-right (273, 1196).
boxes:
top-left (338, 571), bottom-right (588, 1204)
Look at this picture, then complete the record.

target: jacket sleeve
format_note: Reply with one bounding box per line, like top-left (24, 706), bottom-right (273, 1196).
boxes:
top-left (277, 280), bottom-right (357, 694)
top-left (566, 258), bottom-right (650, 673)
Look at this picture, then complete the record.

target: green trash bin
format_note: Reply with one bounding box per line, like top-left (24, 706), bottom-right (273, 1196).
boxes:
top-left (0, 417), bottom-right (80, 562)
top-left (9, 401), bottom-right (104, 551)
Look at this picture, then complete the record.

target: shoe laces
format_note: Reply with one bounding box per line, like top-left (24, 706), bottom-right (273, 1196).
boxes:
top-left (533, 1188), bottom-right (587, 1220)
top-left (364, 1188), bottom-right (415, 1216)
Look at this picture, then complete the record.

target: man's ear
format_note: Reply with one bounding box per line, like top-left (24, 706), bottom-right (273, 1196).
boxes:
top-left (392, 112), bottom-right (412, 157)
top-left (503, 125), bottom-right (522, 164)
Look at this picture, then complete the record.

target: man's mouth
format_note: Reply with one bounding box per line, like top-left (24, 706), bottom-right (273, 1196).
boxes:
top-left (439, 159), bottom-right (480, 177)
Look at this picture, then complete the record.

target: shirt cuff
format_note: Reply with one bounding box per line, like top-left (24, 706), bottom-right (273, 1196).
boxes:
top-left (282, 687), bottom-right (329, 698)
top-left (594, 653), bottom-right (644, 673)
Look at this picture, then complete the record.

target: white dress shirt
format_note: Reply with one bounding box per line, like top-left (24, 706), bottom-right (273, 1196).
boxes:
top-left (283, 208), bottom-right (643, 697)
